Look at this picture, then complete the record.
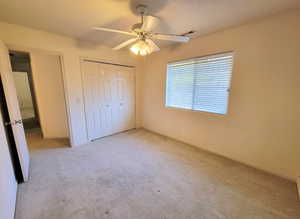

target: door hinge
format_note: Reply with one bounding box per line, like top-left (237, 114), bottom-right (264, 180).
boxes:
top-left (4, 121), bottom-right (12, 126)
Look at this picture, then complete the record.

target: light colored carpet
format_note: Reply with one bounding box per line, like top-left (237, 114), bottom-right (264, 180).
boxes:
top-left (16, 129), bottom-right (300, 219)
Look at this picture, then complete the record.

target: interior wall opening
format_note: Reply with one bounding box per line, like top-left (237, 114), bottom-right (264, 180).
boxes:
top-left (8, 49), bottom-right (70, 150)
top-left (9, 51), bottom-right (40, 131)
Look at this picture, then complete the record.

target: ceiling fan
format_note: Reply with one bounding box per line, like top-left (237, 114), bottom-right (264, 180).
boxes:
top-left (93, 5), bottom-right (192, 56)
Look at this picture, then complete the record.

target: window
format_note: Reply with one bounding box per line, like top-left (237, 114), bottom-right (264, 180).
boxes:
top-left (166, 52), bottom-right (233, 114)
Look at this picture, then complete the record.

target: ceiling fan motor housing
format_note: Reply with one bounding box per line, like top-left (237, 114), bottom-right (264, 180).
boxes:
top-left (132, 5), bottom-right (148, 33)
top-left (136, 5), bottom-right (148, 16)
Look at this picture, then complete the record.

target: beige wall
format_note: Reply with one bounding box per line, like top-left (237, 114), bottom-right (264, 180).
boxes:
top-left (13, 71), bottom-right (35, 120)
top-left (30, 52), bottom-right (69, 138)
top-left (13, 72), bottom-right (33, 109)
top-left (0, 21), bottom-right (139, 146)
top-left (141, 10), bottom-right (300, 181)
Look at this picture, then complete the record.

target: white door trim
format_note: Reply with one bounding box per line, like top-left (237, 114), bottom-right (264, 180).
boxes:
top-left (6, 44), bottom-right (74, 146)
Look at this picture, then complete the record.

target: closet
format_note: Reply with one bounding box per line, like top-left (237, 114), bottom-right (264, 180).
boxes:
top-left (82, 60), bottom-right (135, 141)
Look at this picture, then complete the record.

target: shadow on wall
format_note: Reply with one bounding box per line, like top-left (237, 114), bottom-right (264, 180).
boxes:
top-left (76, 18), bottom-right (135, 49)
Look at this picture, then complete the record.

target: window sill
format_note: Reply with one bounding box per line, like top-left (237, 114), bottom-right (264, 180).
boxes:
top-left (164, 105), bottom-right (228, 116)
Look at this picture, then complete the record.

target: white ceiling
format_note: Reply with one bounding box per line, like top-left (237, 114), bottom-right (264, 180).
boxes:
top-left (0, 0), bottom-right (299, 48)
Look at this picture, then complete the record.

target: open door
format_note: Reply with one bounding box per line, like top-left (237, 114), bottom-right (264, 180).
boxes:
top-left (0, 40), bottom-right (30, 181)
top-left (0, 112), bottom-right (18, 219)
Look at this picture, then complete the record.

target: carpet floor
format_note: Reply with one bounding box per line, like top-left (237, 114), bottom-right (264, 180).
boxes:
top-left (16, 129), bottom-right (300, 219)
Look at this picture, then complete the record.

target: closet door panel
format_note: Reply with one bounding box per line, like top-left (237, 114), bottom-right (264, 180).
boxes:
top-left (103, 69), bottom-right (114, 136)
top-left (82, 61), bottom-right (99, 140)
top-left (94, 67), bottom-right (105, 138)
top-left (114, 67), bottom-right (135, 132)
top-left (82, 61), bottom-right (135, 141)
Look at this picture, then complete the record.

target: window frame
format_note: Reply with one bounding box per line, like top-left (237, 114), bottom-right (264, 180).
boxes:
top-left (164, 51), bottom-right (234, 115)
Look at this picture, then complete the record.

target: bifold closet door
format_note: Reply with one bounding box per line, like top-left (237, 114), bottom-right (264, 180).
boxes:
top-left (110, 65), bottom-right (135, 133)
top-left (82, 61), bottom-right (135, 141)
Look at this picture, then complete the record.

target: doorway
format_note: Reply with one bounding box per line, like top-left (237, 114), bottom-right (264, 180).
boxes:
top-left (8, 48), bottom-right (70, 152)
top-left (9, 51), bottom-right (40, 130)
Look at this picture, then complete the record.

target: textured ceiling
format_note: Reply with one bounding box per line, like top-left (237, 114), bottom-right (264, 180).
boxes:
top-left (0, 0), bottom-right (299, 48)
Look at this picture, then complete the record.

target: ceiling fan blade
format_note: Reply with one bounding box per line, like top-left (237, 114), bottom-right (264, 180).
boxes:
top-left (152, 34), bottom-right (190, 43)
top-left (93, 27), bottom-right (137, 36)
top-left (145, 39), bottom-right (160, 52)
top-left (113, 38), bottom-right (138, 50)
top-left (141, 15), bottom-right (160, 32)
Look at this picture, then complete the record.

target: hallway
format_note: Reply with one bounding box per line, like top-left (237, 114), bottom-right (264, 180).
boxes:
top-left (25, 129), bottom-right (69, 151)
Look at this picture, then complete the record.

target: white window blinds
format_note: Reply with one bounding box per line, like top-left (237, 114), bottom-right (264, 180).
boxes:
top-left (166, 52), bottom-right (233, 114)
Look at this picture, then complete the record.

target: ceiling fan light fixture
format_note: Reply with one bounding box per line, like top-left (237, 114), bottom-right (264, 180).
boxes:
top-left (93, 4), bottom-right (190, 54)
top-left (130, 40), bottom-right (152, 56)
